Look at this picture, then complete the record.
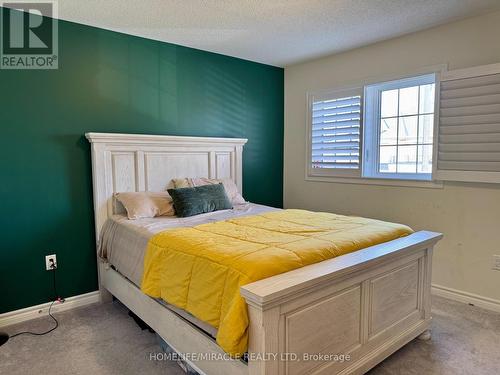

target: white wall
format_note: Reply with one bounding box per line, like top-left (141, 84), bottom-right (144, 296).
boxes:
top-left (284, 11), bottom-right (500, 302)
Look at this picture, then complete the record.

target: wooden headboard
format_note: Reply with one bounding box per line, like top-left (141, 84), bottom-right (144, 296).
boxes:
top-left (85, 132), bottom-right (247, 242)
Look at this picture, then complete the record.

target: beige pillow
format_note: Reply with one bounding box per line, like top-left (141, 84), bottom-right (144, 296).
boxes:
top-left (114, 192), bottom-right (175, 220)
top-left (171, 178), bottom-right (193, 189)
top-left (171, 177), bottom-right (246, 205)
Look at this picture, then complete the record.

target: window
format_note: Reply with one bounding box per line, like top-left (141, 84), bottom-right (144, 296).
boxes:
top-left (308, 88), bottom-right (363, 178)
top-left (363, 74), bottom-right (436, 180)
top-left (307, 73), bottom-right (437, 182)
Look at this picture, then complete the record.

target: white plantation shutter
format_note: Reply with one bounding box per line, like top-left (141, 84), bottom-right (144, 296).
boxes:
top-left (308, 88), bottom-right (362, 177)
top-left (437, 63), bottom-right (500, 183)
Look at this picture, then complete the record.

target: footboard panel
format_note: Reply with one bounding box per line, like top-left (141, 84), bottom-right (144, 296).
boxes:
top-left (241, 231), bottom-right (441, 375)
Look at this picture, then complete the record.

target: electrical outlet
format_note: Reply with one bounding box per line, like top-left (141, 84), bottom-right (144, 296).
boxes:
top-left (45, 254), bottom-right (57, 271)
top-left (493, 255), bottom-right (500, 271)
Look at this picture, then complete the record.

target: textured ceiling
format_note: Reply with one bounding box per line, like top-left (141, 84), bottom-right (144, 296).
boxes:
top-left (56, 0), bottom-right (500, 67)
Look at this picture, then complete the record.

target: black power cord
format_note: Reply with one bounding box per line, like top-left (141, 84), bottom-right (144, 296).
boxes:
top-left (6, 262), bottom-right (62, 341)
top-left (9, 300), bottom-right (59, 339)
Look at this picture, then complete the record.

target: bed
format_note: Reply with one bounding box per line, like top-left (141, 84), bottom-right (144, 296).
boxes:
top-left (86, 132), bottom-right (442, 375)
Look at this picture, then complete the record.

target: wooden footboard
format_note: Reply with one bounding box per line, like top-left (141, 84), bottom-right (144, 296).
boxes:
top-left (241, 231), bottom-right (442, 375)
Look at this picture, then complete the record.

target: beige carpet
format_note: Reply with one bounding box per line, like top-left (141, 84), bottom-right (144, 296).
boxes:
top-left (1, 296), bottom-right (499, 375)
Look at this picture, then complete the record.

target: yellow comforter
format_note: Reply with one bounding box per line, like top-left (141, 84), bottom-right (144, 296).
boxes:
top-left (141, 209), bottom-right (412, 356)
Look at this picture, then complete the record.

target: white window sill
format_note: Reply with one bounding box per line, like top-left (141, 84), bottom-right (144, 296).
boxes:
top-left (305, 174), bottom-right (444, 189)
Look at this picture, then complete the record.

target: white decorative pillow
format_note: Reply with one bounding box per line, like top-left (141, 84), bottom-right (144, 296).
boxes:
top-left (171, 178), bottom-right (246, 205)
top-left (114, 192), bottom-right (175, 220)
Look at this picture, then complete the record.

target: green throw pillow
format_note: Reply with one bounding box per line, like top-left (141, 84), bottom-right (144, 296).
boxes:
top-left (167, 183), bottom-right (233, 218)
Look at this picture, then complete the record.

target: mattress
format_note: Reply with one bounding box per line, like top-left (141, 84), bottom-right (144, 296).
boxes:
top-left (98, 203), bottom-right (278, 336)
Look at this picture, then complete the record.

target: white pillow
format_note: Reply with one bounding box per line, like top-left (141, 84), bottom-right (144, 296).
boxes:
top-left (114, 192), bottom-right (175, 220)
top-left (171, 178), bottom-right (246, 205)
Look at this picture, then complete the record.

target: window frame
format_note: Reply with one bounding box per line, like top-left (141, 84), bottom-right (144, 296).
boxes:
top-left (306, 86), bottom-right (364, 179)
top-left (362, 73), bottom-right (438, 181)
top-left (305, 66), bottom-right (446, 188)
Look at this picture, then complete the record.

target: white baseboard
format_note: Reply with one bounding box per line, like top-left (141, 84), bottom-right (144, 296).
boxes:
top-left (432, 284), bottom-right (500, 313)
top-left (1, 286), bottom-right (497, 329)
top-left (0, 291), bottom-right (101, 329)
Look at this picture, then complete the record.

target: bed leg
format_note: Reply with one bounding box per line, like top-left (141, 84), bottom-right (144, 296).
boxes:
top-left (99, 285), bottom-right (113, 303)
top-left (418, 329), bottom-right (431, 341)
top-left (98, 259), bottom-right (113, 303)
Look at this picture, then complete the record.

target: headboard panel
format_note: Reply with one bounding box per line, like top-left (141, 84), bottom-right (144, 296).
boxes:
top-left (86, 132), bottom-right (247, 242)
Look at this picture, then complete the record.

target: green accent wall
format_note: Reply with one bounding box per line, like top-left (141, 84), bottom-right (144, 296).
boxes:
top-left (0, 19), bottom-right (283, 313)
